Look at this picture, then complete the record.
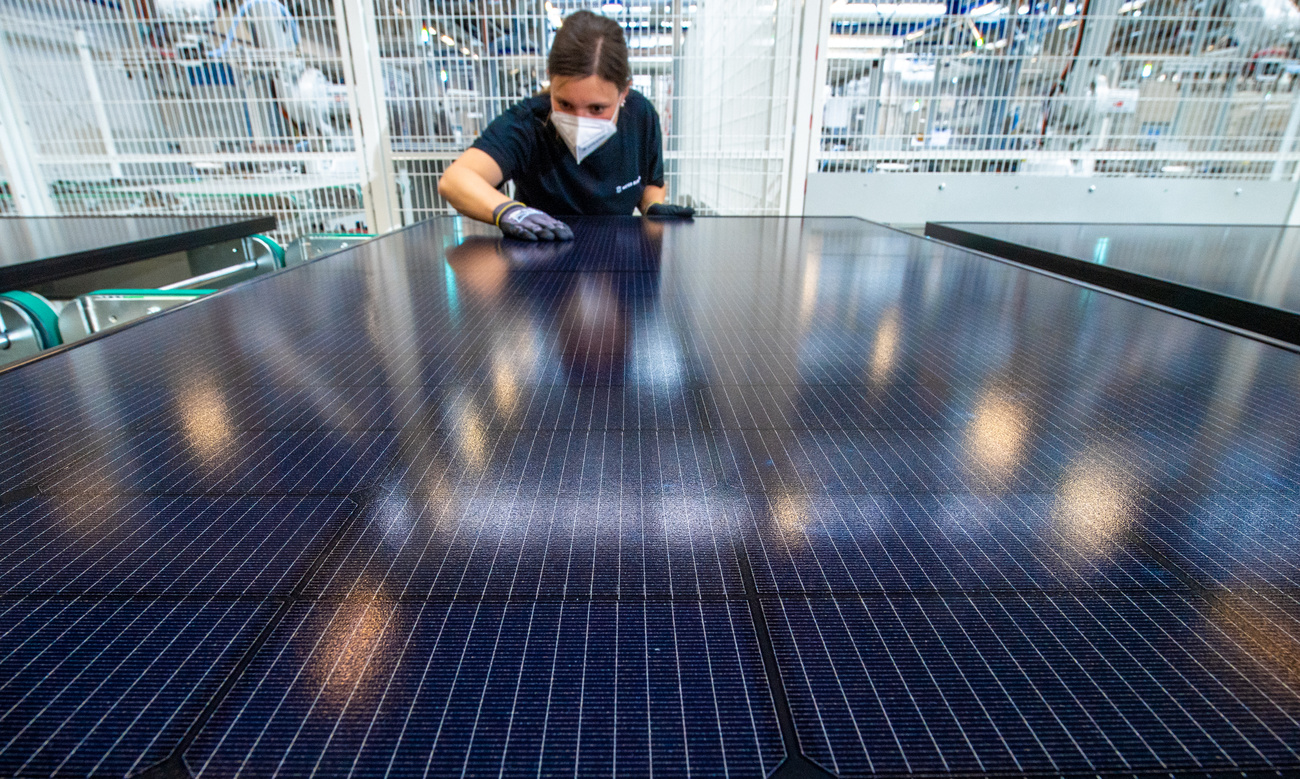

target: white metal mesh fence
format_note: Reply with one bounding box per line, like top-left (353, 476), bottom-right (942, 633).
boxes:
top-left (382, 0), bottom-right (804, 221)
top-left (674, 0), bottom-right (802, 212)
top-left (818, 0), bottom-right (1300, 180)
top-left (0, 0), bottom-right (368, 241)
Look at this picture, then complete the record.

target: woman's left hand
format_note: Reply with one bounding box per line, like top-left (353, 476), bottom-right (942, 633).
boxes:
top-left (645, 203), bottom-right (694, 219)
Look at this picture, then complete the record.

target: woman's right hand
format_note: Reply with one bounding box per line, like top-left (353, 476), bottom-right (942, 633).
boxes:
top-left (495, 202), bottom-right (575, 242)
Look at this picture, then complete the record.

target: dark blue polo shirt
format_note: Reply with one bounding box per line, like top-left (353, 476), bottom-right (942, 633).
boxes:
top-left (470, 90), bottom-right (664, 216)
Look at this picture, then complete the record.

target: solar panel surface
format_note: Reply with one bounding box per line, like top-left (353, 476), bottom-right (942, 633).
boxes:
top-left (0, 216), bottom-right (1298, 777)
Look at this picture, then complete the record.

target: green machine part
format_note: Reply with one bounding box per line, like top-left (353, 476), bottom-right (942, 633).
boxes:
top-left (0, 290), bottom-right (61, 348)
top-left (249, 234), bottom-right (286, 268)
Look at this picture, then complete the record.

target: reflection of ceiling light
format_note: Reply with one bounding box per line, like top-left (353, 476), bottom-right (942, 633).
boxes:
top-left (868, 307), bottom-right (900, 383)
top-left (461, 46), bottom-right (470, 54)
top-left (601, 2), bottom-right (625, 13)
top-left (969, 2), bottom-right (1002, 16)
top-left (1058, 19), bottom-right (1078, 28)
top-left (905, 27), bottom-right (927, 39)
top-left (440, 34), bottom-right (456, 45)
top-left (965, 393), bottom-right (1027, 482)
top-left (1161, 164), bottom-right (1190, 173)
top-left (1018, 3), bottom-right (1029, 11)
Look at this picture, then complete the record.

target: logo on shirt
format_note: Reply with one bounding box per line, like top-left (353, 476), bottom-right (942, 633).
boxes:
top-left (615, 176), bottom-right (641, 194)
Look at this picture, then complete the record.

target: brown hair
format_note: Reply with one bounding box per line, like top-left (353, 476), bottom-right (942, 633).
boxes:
top-left (547, 10), bottom-right (630, 88)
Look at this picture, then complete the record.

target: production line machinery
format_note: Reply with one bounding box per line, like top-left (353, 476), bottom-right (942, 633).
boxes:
top-left (0, 223), bottom-right (375, 369)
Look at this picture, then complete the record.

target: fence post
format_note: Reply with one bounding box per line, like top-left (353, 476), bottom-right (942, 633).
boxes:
top-left (75, 28), bottom-right (122, 179)
top-left (784, 0), bottom-right (832, 217)
top-left (337, 0), bottom-right (398, 233)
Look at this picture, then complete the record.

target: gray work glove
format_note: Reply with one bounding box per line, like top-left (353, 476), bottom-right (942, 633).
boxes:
top-left (645, 202), bottom-right (694, 219)
top-left (494, 201), bottom-right (574, 241)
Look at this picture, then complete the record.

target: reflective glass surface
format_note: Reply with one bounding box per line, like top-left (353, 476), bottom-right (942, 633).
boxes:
top-left (1, 216), bottom-right (1299, 777)
top-left (936, 221), bottom-right (1300, 314)
top-left (0, 215), bottom-right (269, 272)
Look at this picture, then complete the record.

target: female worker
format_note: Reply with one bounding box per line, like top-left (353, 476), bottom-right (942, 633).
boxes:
top-left (437, 9), bottom-right (693, 241)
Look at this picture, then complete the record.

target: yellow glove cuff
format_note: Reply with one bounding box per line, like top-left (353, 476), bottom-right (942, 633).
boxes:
top-left (492, 201), bottom-right (525, 227)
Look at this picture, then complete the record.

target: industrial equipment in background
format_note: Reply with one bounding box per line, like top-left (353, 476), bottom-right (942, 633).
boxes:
top-left (819, 0), bottom-right (1300, 177)
top-left (0, 222), bottom-right (387, 368)
top-left (1, 0), bottom-right (1297, 233)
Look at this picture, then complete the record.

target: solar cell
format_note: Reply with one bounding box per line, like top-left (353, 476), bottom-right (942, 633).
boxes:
top-left (1136, 492), bottom-right (1300, 591)
top-left (0, 598), bottom-right (270, 777)
top-left (0, 495), bottom-right (354, 597)
top-left (304, 487), bottom-right (741, 600)
top-left (739, 493), bottom-right (1178, 593)
top-left (186, 601), bottom-right (783, 777)
top-left (767, 591), bottom-right (1300, 776)
top-left (1, 430), bottom-right (394, 495)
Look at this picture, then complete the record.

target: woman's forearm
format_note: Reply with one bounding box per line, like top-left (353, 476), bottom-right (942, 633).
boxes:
top-left (438, 151), bottom-right (512, 224)
top-left (638, 185), bottom-right (667, 214)
top-left (439, 166), bottom-right (512, 224)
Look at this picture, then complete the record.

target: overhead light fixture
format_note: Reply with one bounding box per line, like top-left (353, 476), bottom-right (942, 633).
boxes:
top-left (601, 2), bottom-right (625, 14)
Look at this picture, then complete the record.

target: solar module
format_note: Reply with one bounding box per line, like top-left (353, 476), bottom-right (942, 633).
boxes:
top-left (0, 215), bottom-right (276, 289)
top-left (0, 216), bottom-right (1298, 777)
top-left (926, 221), bottom-right (1300, 346)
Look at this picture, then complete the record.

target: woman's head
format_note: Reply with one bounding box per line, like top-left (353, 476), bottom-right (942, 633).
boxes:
top-left (548, 10), bottom-right (630, 120)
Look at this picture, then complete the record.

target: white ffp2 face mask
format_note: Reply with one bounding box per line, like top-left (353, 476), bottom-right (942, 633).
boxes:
top-left (551, 109), bottom-right (618, 164)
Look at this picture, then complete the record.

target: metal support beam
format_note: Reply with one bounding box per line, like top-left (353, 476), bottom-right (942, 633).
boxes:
top-left (75, 29), bottom-right (122, 179)
top-left (785, 0), bottom-right (833, 216)
top-left (337, 0), bottom-right (397, 234)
